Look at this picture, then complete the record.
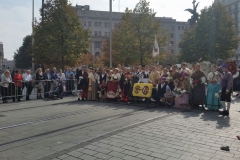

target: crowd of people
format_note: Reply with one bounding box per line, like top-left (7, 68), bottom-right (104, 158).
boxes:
top-left (0, 59), bottom-right (239, 117)
top-left (75, 60), bottom-right (239, 116)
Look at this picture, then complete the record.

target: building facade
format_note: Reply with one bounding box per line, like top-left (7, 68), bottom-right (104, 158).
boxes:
top-left (2, 59), bottom-right (15, 72)
top-left (74, 5), bottom-right (189, 57)
top-left (0, 41), bottom-right (4, 70)
top-left (215, 0), bottom-right (240, 60)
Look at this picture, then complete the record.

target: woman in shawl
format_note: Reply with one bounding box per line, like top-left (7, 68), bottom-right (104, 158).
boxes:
top-left (190, 64), bottom-right (206, 108)
top-left (87, 68), bottom-right (98, 101)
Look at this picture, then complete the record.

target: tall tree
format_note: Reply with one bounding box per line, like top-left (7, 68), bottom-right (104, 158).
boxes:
top-left (179, 2), bottom-right (239, 63)
top-left (102, 0), bottom-right (169, 66)
top-left (33, 0), bottom-right (90, 69)
top-left (14, 35), bottom-right (32, 69)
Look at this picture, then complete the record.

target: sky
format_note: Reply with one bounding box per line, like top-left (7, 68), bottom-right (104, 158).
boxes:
top-left (0, 0), bottom-right (214, 60)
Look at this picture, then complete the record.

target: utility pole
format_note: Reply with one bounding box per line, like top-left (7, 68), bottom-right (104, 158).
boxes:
top-left (109, 0), bottom-right (113, 68)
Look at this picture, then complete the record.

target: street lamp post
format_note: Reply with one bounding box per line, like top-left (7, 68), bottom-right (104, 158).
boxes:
top-left (109, 0), bottom-right (113, 68)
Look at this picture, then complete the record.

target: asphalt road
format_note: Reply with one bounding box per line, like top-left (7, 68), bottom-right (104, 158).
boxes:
top-left (0, 97), bottom-right (240, 160)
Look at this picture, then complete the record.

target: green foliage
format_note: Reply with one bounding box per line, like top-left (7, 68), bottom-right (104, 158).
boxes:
top-left (14, 35), bottom-right (32, 69)
top-left (179, 2), bottom-right (239, 63)
top-left (102, 0), bottom-right (169, 66)
top-left (33, 0), bottom-right (90, 69)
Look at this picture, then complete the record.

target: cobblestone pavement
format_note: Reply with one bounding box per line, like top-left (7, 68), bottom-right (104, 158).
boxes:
top-left (0, 96), bottom-right (240, 160)
top-left (52, 98), bottom-right (240, 160)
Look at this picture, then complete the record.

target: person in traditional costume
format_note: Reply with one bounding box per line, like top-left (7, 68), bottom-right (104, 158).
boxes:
top-left (139, 65), bottom-right (151, 83)
top-left (205, 65), bottom-right (222, 110)
top-left (162, 86), bottom-right (175, 107)
top-left (233, 65), bottom-right (240, 96)
top-left (219, 63), bottom-right (233, 116)
top-left (160, 68), bottom-right (169, 79)
top-left (180, 62), bottom-right (191, 76)
top-left (106, 70), bottom-right (113, 83)
top-left (87, 68), bottom-right (98, 101)
top-left (76, 65), bottom-right (88, 101)
top-left (173, 79), bottom-right (190, 109)
top-left (98, 69), bottom-right (107, 84)
top-left (169, 65), bottom-right (180, 91)
top-left (216, 59), bottom-right (223, 74)
top-left (106, 68), bottom-right (122, 100)
top-left (98, 80), bottom-right (107, 101)
top-left (190, 64), bottom-right (206, 108)
top-left (149, 66), bottom-right (160, 84)
top-left (121, 67), bottom-right (132, 102)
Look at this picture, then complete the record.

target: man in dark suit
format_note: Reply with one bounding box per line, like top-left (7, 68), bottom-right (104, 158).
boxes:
top-left (43, 69), bottom-right (51, 98)
top-left (151, 77), bottom-right (167, 105)
top-left (76, 65), bottom-right (88, 101)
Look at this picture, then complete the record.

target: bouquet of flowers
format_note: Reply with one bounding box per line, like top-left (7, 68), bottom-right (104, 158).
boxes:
top-left (215, 92), bottom-right (221, 98)
top-left (173, 88), bottom-right (186, 97)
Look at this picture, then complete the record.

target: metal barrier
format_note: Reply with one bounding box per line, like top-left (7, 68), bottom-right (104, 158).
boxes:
top-left (0, 82), bottom-right (17, 102)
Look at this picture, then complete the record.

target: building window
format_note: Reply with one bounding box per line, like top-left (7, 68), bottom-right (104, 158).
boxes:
top-left (98, 22), bottom-right (102, 27)
top-left (94, 31), bottom-right (98, 36)
top-left (185, 26), bottom-right (188, 29)
top-left (84, 21), bottom-right (86, 27)
top-left (104, 22), bottom-right (108, 27)
top-left (95, 41), bottom-right (101, 48)
top-left (182, 26), bottom-right (184, 30)
top-left (170, 50), bottom-right (174, 54)
top-left (169, 26), bottom-right (174, 31)
top-left (105, 32), bottom-right (107, 36)
top-left (94, 22), bottom-right (98, 27)
top-left (178, 26), bottom-right (180, 30)
top-left (171, 33), bottom-right (174, 38)
top-left (88, 21), bottom-right (91, 27)
top-left (99, 31), bottom-right (102, 36)
top-left (169, 41), bottom-right (174, 45)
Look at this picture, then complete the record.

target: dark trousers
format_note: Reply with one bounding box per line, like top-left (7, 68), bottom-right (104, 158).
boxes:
top-left (1, 86), bottom-right (8, 102)
top-left (66, 80), bottom-right (74, 94)
top-left (24, 82), bottom-right (33, 100)
top-left (44, 81), bottom-right (51, 98)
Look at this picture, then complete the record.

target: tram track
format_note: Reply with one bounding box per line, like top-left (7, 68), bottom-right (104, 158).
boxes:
top-left (0, 105), bottom-right (158, 147)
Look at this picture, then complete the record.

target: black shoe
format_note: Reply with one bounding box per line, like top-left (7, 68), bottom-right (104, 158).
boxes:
top-left (219, 110), bottom-right (229, 116)
top-left (236, 94), bottom-right (239, 96)
top-left (78, 98), bottom-right (80, 101)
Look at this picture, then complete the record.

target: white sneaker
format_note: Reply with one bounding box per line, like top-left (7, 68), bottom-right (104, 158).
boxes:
top-left (151, 98), bottom-right (156, 102)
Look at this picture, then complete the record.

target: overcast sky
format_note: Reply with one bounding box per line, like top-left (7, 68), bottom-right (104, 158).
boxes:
top-left (0, 0), bottom-right (214, 60)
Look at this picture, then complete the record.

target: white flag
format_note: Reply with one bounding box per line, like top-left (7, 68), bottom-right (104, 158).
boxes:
top-left (153, 36), bottom-right (159, 57)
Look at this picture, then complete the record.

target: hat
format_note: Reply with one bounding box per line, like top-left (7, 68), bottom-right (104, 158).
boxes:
top-left (161, 77), bottom-right (166, 81)
top-left (222, 63), bottom-right (228, 68)
top-left (82, 65), bottom-right (86, 68)
top-left (217, 59), bottom-right (223, 64)
top-left (166, 86), bottom-right (171, 90)
top-left (114, 68), bottom-right (119, 71)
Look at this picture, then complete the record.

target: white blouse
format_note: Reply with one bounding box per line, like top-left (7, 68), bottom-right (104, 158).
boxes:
top-left (207, 71), bottom-right (220, 83)
top-left (58, 73), bottom-right (66, 81)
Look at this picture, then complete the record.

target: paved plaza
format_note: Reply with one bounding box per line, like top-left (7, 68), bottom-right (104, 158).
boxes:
top-left (0, 96), bottom-right (240, 160)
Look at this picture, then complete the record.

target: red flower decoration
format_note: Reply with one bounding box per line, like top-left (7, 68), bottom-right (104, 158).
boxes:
top-left (153, 83), bottom-right (157, 87)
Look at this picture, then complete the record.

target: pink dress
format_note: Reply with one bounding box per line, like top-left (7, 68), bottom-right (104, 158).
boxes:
top-left (174, 85), bottom-right (190, 109)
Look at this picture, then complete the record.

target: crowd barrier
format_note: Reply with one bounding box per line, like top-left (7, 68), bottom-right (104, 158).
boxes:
top-left (0, 79), bottom-right (78, 102)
